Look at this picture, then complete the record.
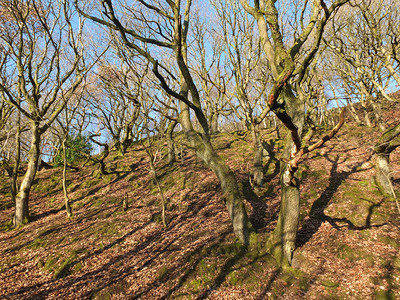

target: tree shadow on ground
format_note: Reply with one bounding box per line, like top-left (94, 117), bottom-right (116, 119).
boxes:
top-left (297, 152), bottom-right (373, 247)
top-left (255, 267), bottom-right (281, 300)
top-left (195, 245), bottom-right (248, 300)
top-left (3, 186), bottom-right (216, 299)
top-left (324, 198), bottom-right (387, 231)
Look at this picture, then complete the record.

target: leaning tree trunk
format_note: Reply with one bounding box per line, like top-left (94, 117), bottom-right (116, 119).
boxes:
top-left (179, 101), bottom-right (251, 245)
top-left (13, 122), bottom-right (41, 226)
top-left (201, 139), bottom-right (251, 244)
top-left (267, 87), bottom-right (305, 266)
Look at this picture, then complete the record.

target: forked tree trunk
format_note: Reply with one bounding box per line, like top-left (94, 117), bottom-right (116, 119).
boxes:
top-left (13, 122), bottom-right (41, 226)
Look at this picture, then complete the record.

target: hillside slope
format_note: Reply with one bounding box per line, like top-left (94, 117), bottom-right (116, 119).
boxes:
top-left (0, 110), bottom-right (399, 299)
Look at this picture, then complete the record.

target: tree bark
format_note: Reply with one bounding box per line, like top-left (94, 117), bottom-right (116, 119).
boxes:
top-left (267, 87), bottom-right (304, 266)
top-left (13, 122), bottom-right (41, 226)
top-left (11, 111), bottom-right (21, 204)
top-left (167, 121), bottom-right (177, 166)
top-left (180, 102), bottom-right (251, 245)
top-left (252, 125), bottom-right (264, 187)
top-left (374, 123), bottom-right (400, 197)
top-left (62, 137), bottom-right (73, 217)
top-left (375, 153), bottom-right (392, 196)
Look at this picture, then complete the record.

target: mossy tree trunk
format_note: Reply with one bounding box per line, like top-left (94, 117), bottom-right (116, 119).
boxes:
top-left (267, 88), bottom-right (304, 266)
top-left (374, 123), bottom-right (400, 197)
top-left (13, 122), bottom-right (40, 226)
top-left (91, 0), bottom-right (252, 245)
top-left (11, 110), bottom-right (21, 204)
top-left (182, 124), bottom-right (251, 244)
top-left (62, 137), bottom-right (72, 218)
top-left (251, 124), bottom-right (264, 187)
top-left (240, 0), bottom-right (349, 265)
top-left (167, 120), bottom-right (177, 166)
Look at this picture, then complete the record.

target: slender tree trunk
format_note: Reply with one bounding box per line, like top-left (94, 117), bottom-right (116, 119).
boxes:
top-left (167, 121), bottom-right (177, 166)
top-left (346, 98), bottom-right (362, 125)
top-left (360, 95), bottom-right (373, 127)
top-left (11, 111), bottom-right (21, 204)
top-left (267, 87), bottom-right (304, 265)
top-left (13, 122), bottom-right (41, 226)
top-left (149, 152), bottom-right (167, 228)
top-left (210, 113), bottom-right (219, 134)
top-left (251, 124), bottom-right (264, 187)
top-left (62, 137), bottom-right (72, 217)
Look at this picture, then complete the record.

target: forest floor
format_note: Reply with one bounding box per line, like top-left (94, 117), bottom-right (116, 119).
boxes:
top-left (0, 107), bottom-right (399, 299)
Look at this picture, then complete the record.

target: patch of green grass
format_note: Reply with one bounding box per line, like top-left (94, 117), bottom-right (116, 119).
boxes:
top-left (27, 237), bottom-right (47, 249)
top-left (337, 244), bottom-right (357, 261)
top-left (189, 279), bottom-right (203, 294)
top-left (44, 255), bottom-right (60, 272)
top-left (394, 257), bottom-right (400, 270)
top-left (321, 280), bottom-right (340, 288)
top-left (336, 244), bottom-right (377, 265)
top-left (44, 249), bottom-right (86, 278)
top-left (82, 177), bottom-right (101, 188)
top-left (228, 271), bottom-right (239, 285)
top-left (158, 265), bottom-right (169, 282)
top-left (103, 173), bottom-right (117, 183)
top-left (374, 289), bottom-right (395, 300)
top-left (378, 236), bottom-right (399, 248)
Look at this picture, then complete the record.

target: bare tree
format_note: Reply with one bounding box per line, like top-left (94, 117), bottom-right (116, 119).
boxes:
top-left (0, 0), bottom-right (94, 226)
top-left (324, 0), bottom-right (400, 203)
top-left (240, 0), bottom-right (348, 265)
top-left (76, 0), bottom-right (251, 244)
top-left (94, 48), bottom-right (145, 156)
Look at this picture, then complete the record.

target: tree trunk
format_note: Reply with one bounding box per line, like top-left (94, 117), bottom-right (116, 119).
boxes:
top-left (149, 152), bottom-right (167, 228)
top-left (11, 112), bottom-right (21, 204)
top-left (121, 123), bottom-right (134, 155)
top-left (167, 121), bottom-right (177, 166)
top-left (179, 101), bottom-right (250, 245)
top-left (252, 125), bottom-right (264, 187)
top-left (346, 98), bottom-right (362, 125)
top-left (375, 153), bottom-right (393, 196)
top-left (200, 139), bottom-right (251, 244)
top-left (374, 123), bottom-right (400, 197)
top-left (267, 87), bottom-right (304, 266)
top-left (13, 122), bottom-right (41, 226)
top-left (210, 113), bottom-right (219, 134)
top-left (62, 137), bottom-right (72, 217)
